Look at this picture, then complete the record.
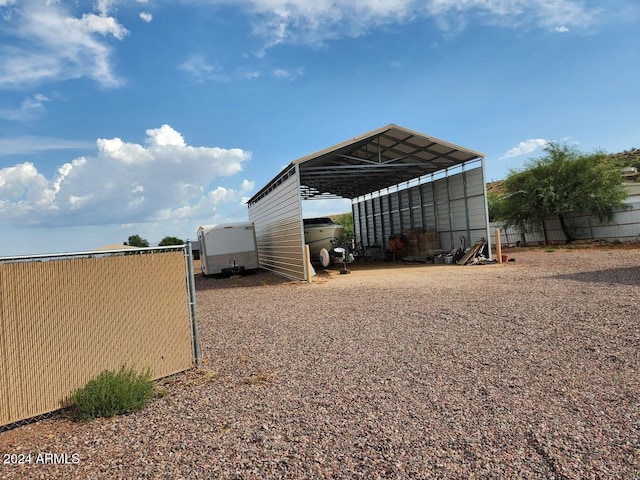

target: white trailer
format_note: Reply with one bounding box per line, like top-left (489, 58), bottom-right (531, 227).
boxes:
top-left (197, 222), bottom-right (259, 276)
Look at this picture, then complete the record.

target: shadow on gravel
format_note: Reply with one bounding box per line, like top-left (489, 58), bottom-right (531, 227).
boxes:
top-left (194, 268), bottom-right (296, 291)
top-left (552, 266), bottom-right (640, 286)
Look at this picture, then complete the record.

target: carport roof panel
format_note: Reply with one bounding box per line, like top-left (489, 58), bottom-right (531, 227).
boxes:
top-left (248, 124), bottom-right (485, 203)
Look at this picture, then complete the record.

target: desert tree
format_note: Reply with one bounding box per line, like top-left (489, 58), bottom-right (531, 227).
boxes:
top-left (497, 143), bottom-right (629, 243)
top-left (125, 234), bottom-right (149, 247)
top-left (158, 236), bottom-right (185, 246)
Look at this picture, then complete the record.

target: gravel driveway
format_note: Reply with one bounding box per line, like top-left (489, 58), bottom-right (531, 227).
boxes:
top-left (1, 246), bottom-right (639, 479)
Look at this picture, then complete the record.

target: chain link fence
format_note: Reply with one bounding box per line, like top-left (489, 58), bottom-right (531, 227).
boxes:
top-left (0, 245), bottom-right (199, 429)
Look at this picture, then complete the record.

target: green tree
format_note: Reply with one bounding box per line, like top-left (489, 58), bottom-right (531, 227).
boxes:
top-left (158, 236), bottom-right (185, 246)
top-left (497, 143), bottom-right (629, 243)
top-left (125, 234), bottom-right (149, 247)
top-left (487, 191), bottom-right (505, 223)
top-left (331, 212), bottom-right (354, 246)
top-left (331, 213), bottom-right (354, 236)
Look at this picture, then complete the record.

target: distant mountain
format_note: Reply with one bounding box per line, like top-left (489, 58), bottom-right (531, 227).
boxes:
top-left (607, 148), bottom-right (640, 169)
top-left (486, 179), bottom-right (506, 196)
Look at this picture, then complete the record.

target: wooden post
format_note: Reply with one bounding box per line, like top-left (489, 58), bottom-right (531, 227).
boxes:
top-left (495, 228), bottom-right (502, 264)
top-left (304, 244), bottom-right (315, 282)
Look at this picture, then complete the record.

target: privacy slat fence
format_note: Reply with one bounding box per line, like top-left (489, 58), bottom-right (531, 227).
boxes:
top-left (490, 198), bottom-right (640, 246)
top-left (0, 247), bottom-right (198, 428)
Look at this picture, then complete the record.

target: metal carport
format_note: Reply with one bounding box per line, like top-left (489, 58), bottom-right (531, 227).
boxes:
top-left (247, 124), bottom-right (490, 281)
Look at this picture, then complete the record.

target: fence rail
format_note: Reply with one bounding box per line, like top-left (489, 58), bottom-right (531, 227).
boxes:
top-left (0, 246), bottom-right (198, 428)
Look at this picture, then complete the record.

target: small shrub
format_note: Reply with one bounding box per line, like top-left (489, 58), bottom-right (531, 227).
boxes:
top-left (72, 366), bottom-right (155, 421)
top-left (544, 247), bottom-right (556, 253)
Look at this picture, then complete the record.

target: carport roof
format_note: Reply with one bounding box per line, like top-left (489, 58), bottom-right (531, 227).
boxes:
top-left (248, 124), bottom-right (485, 203)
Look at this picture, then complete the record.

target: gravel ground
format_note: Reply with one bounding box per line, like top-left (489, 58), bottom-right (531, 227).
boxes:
top-left (1, 245), bottom-right (639, 479)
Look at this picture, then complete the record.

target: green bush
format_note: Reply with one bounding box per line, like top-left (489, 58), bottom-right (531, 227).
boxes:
top-left (71, 366), bottom-right (155, 421)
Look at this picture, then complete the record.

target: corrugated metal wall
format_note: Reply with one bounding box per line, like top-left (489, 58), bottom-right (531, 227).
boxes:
top-left (491, 197), bottom-right (640, 245)
top-left (248, 166), bottom-right (307, 280)
top-left (353, 165), bottom-right (489, 252)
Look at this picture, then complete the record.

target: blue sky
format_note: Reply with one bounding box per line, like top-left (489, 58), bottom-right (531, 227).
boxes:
top-left (1, 0), bottom-right (638, 256)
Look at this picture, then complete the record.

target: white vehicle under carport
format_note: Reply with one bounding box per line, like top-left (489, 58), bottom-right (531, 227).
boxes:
top-left (197, 222), bottom-right (259, 276)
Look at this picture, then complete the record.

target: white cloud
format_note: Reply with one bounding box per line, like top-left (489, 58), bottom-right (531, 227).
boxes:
top-left (236, 0), bottom-right (413, 49)
top-left (207, 0), bottom-right (599, 49)
top-left (0, 125), bottom-right (252, 227)
top-left (0, 1), bottom-right (128, 88)
top-left (96, 0), bottom-right (114, 16)
top-left (0, 162), bottom-right (48, 201)
top-left (0, 136), bottom-right (94, 156)
top-left (500, 139), bottom-right (548, 160)
top-left (0, 0), bottom-right (605, 82)
top-left (151, 184), bottom-right (254, 223)
top-left (427, 0), bottom-right (596, 31)
top-left (239, 70), bottom-right (262, 79)
top-left (180, 55), bottom-right (305, 83)
top-left (0, 93), bottom-right (50, 121)
top-left (271, 67), bottom-right (304, 79)
top-left (146, 124), bottom-right (186, 147)
top-left (178, 54), bottom-right (228, 82)
top-left (240, 179), bottom-right (255, 192)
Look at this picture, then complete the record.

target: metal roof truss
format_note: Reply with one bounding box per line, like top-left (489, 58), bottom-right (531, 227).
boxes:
top-left (295, 126), bottom-right (483, 200)
top-left (247, 124), bottom-right (485, 204)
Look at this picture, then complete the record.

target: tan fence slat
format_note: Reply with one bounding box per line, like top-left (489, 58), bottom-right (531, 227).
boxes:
top-left (0, 250), bottom-right (194, 427)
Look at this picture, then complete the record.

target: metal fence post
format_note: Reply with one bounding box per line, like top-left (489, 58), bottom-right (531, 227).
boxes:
top-left (185, 240), bottom-right (201, 368)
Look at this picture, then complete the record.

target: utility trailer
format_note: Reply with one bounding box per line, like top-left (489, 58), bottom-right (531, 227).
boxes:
top-left (197, 222), bottom-right (259, 276)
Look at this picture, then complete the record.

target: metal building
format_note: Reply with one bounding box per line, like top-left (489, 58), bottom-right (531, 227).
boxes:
top-left (247, 124), bottom-right (490, 280)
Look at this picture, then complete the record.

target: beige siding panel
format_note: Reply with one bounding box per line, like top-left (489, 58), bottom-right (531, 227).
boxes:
top-left (0, 251), bottom-right (194, 427)
top-left (249, 168), bottom-right (306, 280)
